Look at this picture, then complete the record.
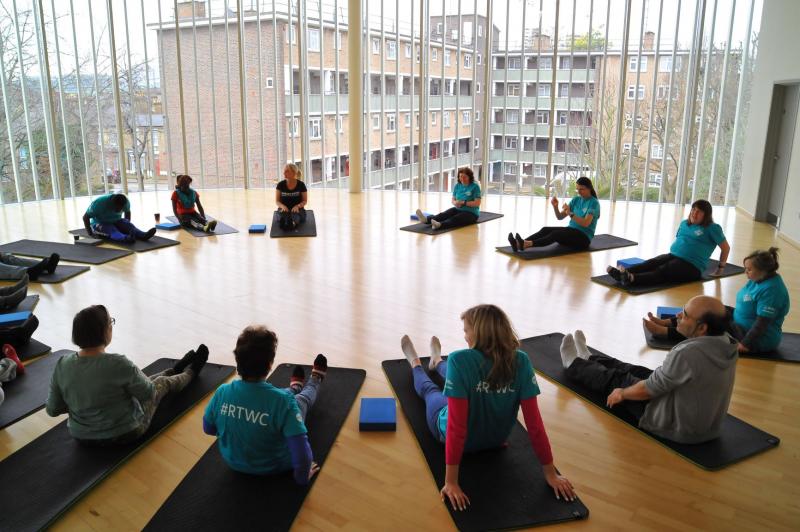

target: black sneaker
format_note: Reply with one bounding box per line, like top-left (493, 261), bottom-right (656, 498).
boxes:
top-left (190, 344), bottom-right (209, 375)
top-left (46, 253), bottom-right (60, 274)
top-left (508, 232), bottom-right (518, 252)
top-left (606, 266), bottom-right (623, 283)
top-left (515, 233), bottom-right (525, 251)
top-left (26, 257), bottom-right (49, 280)
top-left (172, 349), bottom-right (196, 374)
top-left (141, 228), bottom-right (157, 241)
top-left (312, 353), bottom-right (327, 379)
top-left (290, 365), bottom-right (306, 392)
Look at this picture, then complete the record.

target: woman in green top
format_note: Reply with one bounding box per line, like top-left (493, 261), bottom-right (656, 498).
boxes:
top-left (46, 305), bottom-right (209, 445)
top-left (416, 167), bottom-right (481, 231)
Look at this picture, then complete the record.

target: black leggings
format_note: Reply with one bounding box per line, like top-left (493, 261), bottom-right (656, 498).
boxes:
top-left (278, 208), bottom-right (307, 230)
top-left (178, 212), bottom-right (206, 230)
top-left (0, 314), bottom-right (39, 350)
top-left (626, 253), bottom-right (701, 286)
top-left (428, 208), bottom-right (478, 229)
top-left (566, 354), bottom-right (652, 419)
top-left (526, 226), bottom-right (590, 249)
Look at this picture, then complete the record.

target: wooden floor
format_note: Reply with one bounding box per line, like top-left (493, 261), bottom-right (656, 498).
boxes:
top-left (1, 188), bottom-right (798, 531)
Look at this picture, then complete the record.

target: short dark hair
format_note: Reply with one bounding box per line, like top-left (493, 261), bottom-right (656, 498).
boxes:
top-left (111, 194), bottom-right (128, 210)
top-left (689, 199), bottom-right (713, 226)
top-left (744, 247), bottom-right (779, 275)
top-left (234, 326), bottom-right (278, 379)
top-left (698, 309), bottom-right (730, 336)
top-left (72, 305), bottom-right (111, 348)
top-left (458, 167), bottom-right (475, 184)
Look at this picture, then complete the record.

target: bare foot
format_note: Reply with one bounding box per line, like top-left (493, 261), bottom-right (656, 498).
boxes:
top-left (643, 318), bottom-right (668, 337)
top-left (646, 312), bottom-right (673, 327)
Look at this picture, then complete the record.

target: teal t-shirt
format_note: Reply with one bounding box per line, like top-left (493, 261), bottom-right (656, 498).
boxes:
top-left (86, 194), bottom-right (130, 225)
top-left (204, 380), bottom-right (308, 475)
top-left (453, 182), bottom-right (481, 217)
top-left (439, 349), bottom-right (541, 451)
top-left (669, 220), bottom-right (726, 273)
top-left (734, 275), bottom-right (790, 352)
top-left (45, 352), bottom-right (154, 440)
top-left (567, 195), bottom-right (601, 240)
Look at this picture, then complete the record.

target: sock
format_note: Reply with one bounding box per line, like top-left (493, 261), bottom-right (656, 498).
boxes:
top-left (290, 365), bottom-right (305, 392)
top-left (416, 209), bottom-right (428, 224)
top-left (508, 232), bottom-right (518, 252)
top-left (560, 334), bottom-right (578, 369)
top-left (46, 253), bottom-right (60, 274)
top-left (142, 228), bottom-right (157, 240)
top-left (26, 257), bottom-right (48, 280)
top-left (190, 344), bottom-right (209, 375)
top-left (515, 233), bottom-right (525, 250)
top-left (207, 220), bottom-right (218, 232)
top-left (573, 330), bottom-right (591, 360)
top-left (428, 336), bottom-right (442, 371)
top-left (172, 349), bottom-right (196, 374)
top-left (2, 344), bottom-right (24, 375)
top-left (431, 219), bottom-right (442, 229)
top-left (311, 353), bottom-right (327, 379)
top-left (401, 335), bottom-right (420, 366)
top-left (606, 266), bottom-right (622, 283)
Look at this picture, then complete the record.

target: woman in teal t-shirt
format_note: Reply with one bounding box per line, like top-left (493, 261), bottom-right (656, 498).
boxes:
top-left (401, 304), bottom-right (575, 510)
top-left (607, 199), bottom-right (731, 287)
top-left (509, 176), bottom-right (600, 252)
top-left (646, 248), bottom-right (790, 353)
top-left (415, 167), bottom-right (481, 231)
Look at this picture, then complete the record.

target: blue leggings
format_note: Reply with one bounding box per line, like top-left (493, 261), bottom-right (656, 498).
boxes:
top-left (93, 219), bottom-right (148, 242)
top-left (412, 362), bottom-right (448, 442)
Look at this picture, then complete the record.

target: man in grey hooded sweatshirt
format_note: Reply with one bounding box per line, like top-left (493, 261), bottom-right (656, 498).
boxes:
top-left (560, 295), bottom-right (738, 444)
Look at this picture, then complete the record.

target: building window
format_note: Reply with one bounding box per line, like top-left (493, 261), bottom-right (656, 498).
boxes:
top-left (657, 85), bottom-right (669, 100)
top-left (508, 57), bottom-right (521, 70)
top-left (475, 110), bottom-right (480, 122)
top-left (478, 25), bottom-right (483, 37)
top-left (372, 38), bottom-right (380, 55)
top-left (557, 111), bottom-right (568, 125)
top-left (286, 25), bottom-right (296, 44)
top-left (266, 77), bottom-right (274, 89)
top-left (335, 32), bottom-right (343, 50)
top-left (464, 53), bottom-right (472, 69)
top-left (415, 112), bottom-right (420, 129)
top-left (151, 131), bottom-right (159, 151)
top-left (309, 118), bottom-right (321, 139)
top-left (627, 85), bottom-right (645, 99)
top-left (415, 45), bottom-right (420, 62)
top-left (538, 84), bottom-right (551, 97)
top-left (404, 113), bottom-right (411, 127)
top-left (659, 56), bottom-right (682, 72)
top-left (559, 83), bottom-right (569, 97)
top-left (432, 48), bottom-right (438, 61)
top-left (442, 111), bottom-right (450, 128)
top-left (372, 114), bottom-right (380, 130)
top-left (474, 138), bottom-right (480, 150)
top-left (307, 29), bottom-right (320, 52)
top-left (477, 54), bottom-right (482, 65)
top-left (476, 82), bottom-right (481, 93)
top-left (444, 50), bottom-right (451, 66)
top-left (539, 57), bottom-right (552, 69)
top-left (436, 22), bottom-right (442, 34)
top-left (505, 162), bottom-right (517, 174)
top-left (622, 143), bottom-right (639, 156)
top-left (405, 43), bottom-right (411, 58)
top-left (462, 111), bottom-right (471, 125)
top-left (507, 109), bottom-right (519, 124)
top-left (387, 40), bottom-right (397, 60)
top-left (649, 173), bottom-right (662, 186)
top-left (629, 56), bottom-right (648, 72)
top-left (431, 112), bottom-right (437, 126)
top-left (288, 117), bottom-right (299, 137)
top-left (336, 116), bottom-right (343, 133)
top-left (387, 113), bottom-right (396, 132)
top-left (507, 83), bottom-right (520, 96)
top-left (536, 111), bottom-right (549, 124)
top-left (624, 113), bottom-right (643, 129)
top-left (505, 136), bottom-right (518, 149)
top-left (560, 57), bottom-right (571, 69)
top-left (534, 165), bottom-right (546, 177)
top-left (651, 144), bottom-right (664, 159)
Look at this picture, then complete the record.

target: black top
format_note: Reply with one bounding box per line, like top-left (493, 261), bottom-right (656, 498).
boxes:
top-left (276, 179), bottom-right (307, 209)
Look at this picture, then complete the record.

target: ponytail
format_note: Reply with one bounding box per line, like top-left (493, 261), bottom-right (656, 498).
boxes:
top-left (744, 247), bottom-right (780, 275)
top-left (576, 176), bottom-right (597, 198)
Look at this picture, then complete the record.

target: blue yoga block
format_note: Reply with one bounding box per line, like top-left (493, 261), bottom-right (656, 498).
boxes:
top-left (617, 257), bottom-right (644, 269)
top-left (411, 212), bottom-right (433, 221)
top-left (156, 222), bottom-right (181, 230)
top-left (0, 311), bottom-right (31, 327)
top-left (359, 398), bottom-right (397, 431)
top-left (657, 306), bottom-right (683, 319)
top-left (249, 224), bottom-right (267, 233)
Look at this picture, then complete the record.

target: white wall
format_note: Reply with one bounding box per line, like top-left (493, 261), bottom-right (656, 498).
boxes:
top-left (737, 0), bottom-right (800, 243)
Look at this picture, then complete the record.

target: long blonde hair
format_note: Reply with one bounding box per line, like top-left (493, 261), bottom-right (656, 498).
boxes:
top-left (460, 304), bottom-right (520, 389)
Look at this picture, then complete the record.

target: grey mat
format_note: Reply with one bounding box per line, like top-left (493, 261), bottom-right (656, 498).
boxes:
top-left (644, 325), bottom-right (800, 363)
top-left (144, 364), bottom-right (365, 532)
top-left (591, 260), bottom-right (745, 294)
top-left (0, 295), bottom-right (39, 314)
top-left (33, 265), bottom-right (90, 284)
top-left (166, 216), bottom-right (239, 237)
top-left (68, 229), bottom-right (180, 252)
top-left (16, 338), bottom-right (52, 361)
top-left (0, 350), bottom-right (69, 430)
top-left (0, 358), bottom-right (235, 532)
top-left (521, 333), bottom-right (780, 470)
top-left (383, 357), bottom-right (588, 530)
top-left (270, 210), bottom-right (317, 238)
top-left (496, 234), bottom-right (637, 260)
top-left (0, 239), bottom-right (132, 265)
top-left (400, 211), bottom-right (504, 235)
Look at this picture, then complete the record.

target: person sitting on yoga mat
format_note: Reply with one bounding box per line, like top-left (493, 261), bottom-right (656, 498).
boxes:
top-left (275, 163), bottom-right (308, 231)
top-left (0, 344), bottom-right (26, 407)
top-left (507, 176), bottom-right (600, 252)
top-left (416, 167), bottom-right (482, 231)
top-left (0, 252), bottom-right (59, 282)
top-left (171, 174), bottom-right (217, 233)
top-left (45, 305), bottom-right (208, 444)
top-left (202, 325), bottom-right (328, 485)
top-left (645, 248), bottom-right (790, 354)
top-left (82, 193), bottom-right (156, 243)
top-left (401, 304), bottom-right (576, 510)
top-left (561, 295), bottom-right (737, 444)
top-left (606, 199), bottom-right (730, 286)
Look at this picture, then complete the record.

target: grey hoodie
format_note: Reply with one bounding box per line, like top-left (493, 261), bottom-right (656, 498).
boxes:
top-left (639, 333), bottom-right (738, 444)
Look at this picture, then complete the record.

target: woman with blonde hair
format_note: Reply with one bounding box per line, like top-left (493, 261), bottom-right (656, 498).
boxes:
top-left (401, 304), bottom-right (575, 510)
top-left (275, 163), bottom-right (308, 230)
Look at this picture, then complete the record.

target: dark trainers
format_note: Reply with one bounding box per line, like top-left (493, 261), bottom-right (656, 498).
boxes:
top-left (26, 257), bottom-right (49, 280)
top-left (508, 232), bottom-right (518, 252)
top-left (606, 266), bottom-right (623, 283)
top-left (311, 354), bottom-right (327, 379)
top-left (190, 344), bottom-right (209, 375)
top-left (173, 349), bottom-right (197, 374)
top-left (46, 253), bottom-right (60, 274)
top-left (141, 228), bottom-right (157, 241)
top-left (515, 233), bottom-right (525, 251)
top-left (290, 365), bottom-right (305, 393)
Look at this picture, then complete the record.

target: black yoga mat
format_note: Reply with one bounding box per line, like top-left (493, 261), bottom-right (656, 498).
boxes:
top-left (382, 358), bottom-right (589, 531)
top-left (400, 211), bottom-right (504, 235)
top-left (0, 358), bottom-right (234, 532)
top-left (34, 265), bottom-right (91, 284)
top-left (520, 333), bottom-right (780, 470)
top-left (0, 239), bottom-right (132, 265)
top-left (496, 234), bottom-right (637, 260)
top-left (269, 210), bottom-right (318, 238)
top-left (591, 260), bottom-right (745, 294)
top-left (144, 363), bottom-right (365, 532)
top-left (16, 338), bottom-right (51, 361)
top-left (0, 349), bottom-right (69, 430)
top-left (68, 229), bottom-right (180, 252)
top-left (166, 216), bottom-right (239, 237)
top-left (644, 325), bottom-right (800, 363)
top-left (0, 294), bottom-right (38, 314)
